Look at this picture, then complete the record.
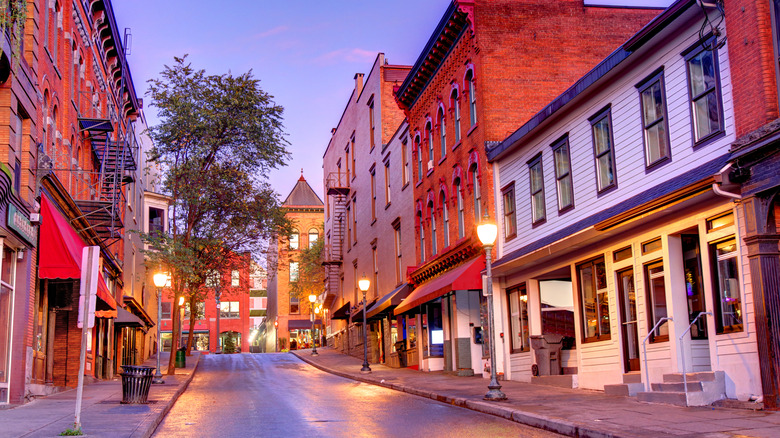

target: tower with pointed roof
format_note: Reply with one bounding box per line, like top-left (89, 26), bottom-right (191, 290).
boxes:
top-left (263, 174), bottom-right (324, 352)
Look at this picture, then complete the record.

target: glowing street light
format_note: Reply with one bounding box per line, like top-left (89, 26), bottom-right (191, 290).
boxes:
top-left (152, 271), bottom-right (169, 384)
top-left (358, 277), bottom-right (371, 373)
top-left (478, 214), bottom-right (506, 401)
top-left (309, 294), bottom-right (318, 356)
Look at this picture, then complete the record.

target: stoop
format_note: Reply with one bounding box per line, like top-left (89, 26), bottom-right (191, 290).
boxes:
top-left (637, 371), bottom-right (725, 407)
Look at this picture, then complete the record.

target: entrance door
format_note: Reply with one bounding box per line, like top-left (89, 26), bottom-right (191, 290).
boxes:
top-left (682, 235), bottom-right (707, 339)
top-left (617, 268), bottom-right (640, 372)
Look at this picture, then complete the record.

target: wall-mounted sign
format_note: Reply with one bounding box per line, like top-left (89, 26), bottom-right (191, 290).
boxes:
top-left (8, 203), bottom-right (37, 246)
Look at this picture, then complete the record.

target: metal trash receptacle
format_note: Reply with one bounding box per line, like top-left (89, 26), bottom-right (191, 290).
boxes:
top-left (175, 347), bottom-right (186, 368)
top-left (530, 334), bottom-right (564, 376)
top-left (120, 365), bottom-right (155, 404)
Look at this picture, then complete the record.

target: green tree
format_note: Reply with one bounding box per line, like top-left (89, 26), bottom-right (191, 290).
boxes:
top-left (144, 56), bottom-right (291, 374)
top-left (288, 232), bottom-right (326, 304)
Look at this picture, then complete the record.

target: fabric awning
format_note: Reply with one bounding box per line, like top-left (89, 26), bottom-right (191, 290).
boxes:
top-left (115, 306), bottom-right (144, 328)
top-left (366, 283), bottom-right (412, 319)
top-left (331, 301), bottom-right (351, 320)
top-left (288, 319), bottom-right (322, 329)
top-left (394, 255), bottom-right (485, 315)
top-left (39, 194), bottom-right (116, 310)
top-left (350, 298), bottom-right (377, 319)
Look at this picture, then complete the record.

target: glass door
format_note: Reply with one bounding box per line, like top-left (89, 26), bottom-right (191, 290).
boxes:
top-left (0, 243), bottom-right (16, 404)
top-left (617, 268), bottom-right (640, 372)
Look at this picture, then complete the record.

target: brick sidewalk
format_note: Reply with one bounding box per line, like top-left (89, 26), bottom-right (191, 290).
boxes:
top-left (0, 352), bottom-right (200, 438)
top-left (292, 348), bottom-right (780, 438)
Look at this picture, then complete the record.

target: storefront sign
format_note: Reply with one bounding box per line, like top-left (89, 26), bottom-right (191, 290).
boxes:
top-left (7, 203), bottom-right (37, 246)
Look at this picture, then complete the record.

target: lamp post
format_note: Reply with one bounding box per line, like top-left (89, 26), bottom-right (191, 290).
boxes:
top-left (477, 214), bottom-right (507, 401)
top-left (178, 296), bottom-right (185, 349)
top-left (358, 277), bottom-right (371, 373)
top-left (309, 294), bottom-right (319, 356)
top-left (152, 271), bottom-right (168, 384)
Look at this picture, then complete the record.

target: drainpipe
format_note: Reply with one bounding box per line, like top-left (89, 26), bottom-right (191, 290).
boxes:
top-left (712, 163), bottom-right (742, 200)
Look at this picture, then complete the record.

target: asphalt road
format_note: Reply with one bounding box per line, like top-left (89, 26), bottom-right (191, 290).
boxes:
top-left (153, 353), bottom-right (561, 438)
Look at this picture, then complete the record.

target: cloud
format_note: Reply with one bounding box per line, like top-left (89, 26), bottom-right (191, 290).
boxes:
top-left (254, 26), bottom-right (289, 39)
top-left (314, 48), bottom-right (376, 66)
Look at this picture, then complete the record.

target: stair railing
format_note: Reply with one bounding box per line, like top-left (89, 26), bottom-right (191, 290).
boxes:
top-left (679, 311), bottom-right (712, 406)
top-left (642, 316), bottom-right (673, 392)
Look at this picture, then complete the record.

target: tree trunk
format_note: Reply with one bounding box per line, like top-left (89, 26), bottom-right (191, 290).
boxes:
top-left (186, 295), bottom-right (197, 356)
top-left (167, 293), bottom-right (180, 375)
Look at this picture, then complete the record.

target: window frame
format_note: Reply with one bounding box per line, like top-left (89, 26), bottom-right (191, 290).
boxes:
top-left (440, 191), bottom-right (449, 248)
top-left (589, 106), bottom-right (618, 194)
top-left (416, 135), bottom-right (423, 183)
top-left (402, 138), bottom-right (410, 186)
top-left (636, 69), bottom-right (671, 170)
top-left (577, 257), bottom-right (610, 343)
top-left (384, 161), bottom-right (391, 206)
top-left (682, 37), bottom-right (725, 147)
top-left (393, 221), bottom-right (402, 285)
top-left (455, 178), bottom-right (465, 239)
top-left (438, 107), bottom-right (447, 159)
top-left (426, 121), bottom-right (434, 168)
top-left (710, 237), bottom-right (743, 334)
top-left (502, 183), bottom-right (517, 241)
top-left (370, 166), bottom-right (377, 222)
top-left (429, 201), bottom-right (437, 256)
top-left (471, 165), bottom-right (481, 222)
top-left (368, 97), bottom-right (376, 150)
top-left (466, 70), bottom-right (477, 128)
top-left (644, 259), bottom-right (670, 343)
top-left (506, 284), bottom-right (530, 354)
top-left (308, 228), bottom-right (319, 248)
top-left (289, 261), bottom-right (299, 283)
top-left (231, 270), bottom-right (240, 287)
top-left (452, 88), bottom-right (461, 143)
top-left (527, 154), bottom-right (546, 225)
top-left (289, 229), bottom-right (300, 250)
top-left (551, 135), bottom-right (574, 213)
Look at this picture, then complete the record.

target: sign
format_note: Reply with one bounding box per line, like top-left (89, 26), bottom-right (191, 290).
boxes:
top-left (77, 246), bottom-right (100, 329)
top-left (7, 203), bottom-right (37, 246)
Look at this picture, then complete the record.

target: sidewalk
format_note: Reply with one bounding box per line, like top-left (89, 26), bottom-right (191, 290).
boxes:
top-left (0, 352), bottom-right (200, 438)
top-left (292, 348), bottom-right (780, 438)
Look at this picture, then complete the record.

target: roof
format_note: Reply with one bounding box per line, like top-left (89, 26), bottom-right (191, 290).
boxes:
top-left (486, 0), bottom-right (695, 163)
top-left (282, 175), bottom-right (324, 207)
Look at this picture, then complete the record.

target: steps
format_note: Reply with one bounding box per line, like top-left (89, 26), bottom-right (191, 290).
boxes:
top-left (604, 373), bottom-right (644, 396)
top-left (637, 371), bottom-right (725, 407)
top-left (531, 374), bottom-right (577, 389)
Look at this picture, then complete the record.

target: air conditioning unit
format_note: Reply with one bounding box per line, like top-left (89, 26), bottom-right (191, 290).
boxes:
top-left (29, 213), bottom-right (41, 224)
top-left (427, 160), bottom-right (434, 171)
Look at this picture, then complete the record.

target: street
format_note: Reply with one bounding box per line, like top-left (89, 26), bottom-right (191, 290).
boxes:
top-left (153, 353), bottom-right (560, 437)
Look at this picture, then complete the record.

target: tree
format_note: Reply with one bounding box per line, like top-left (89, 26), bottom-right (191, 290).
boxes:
top-left (144, 56), bottom-right (291, 374)
top-left (288, 232), bottom-right (326, 304)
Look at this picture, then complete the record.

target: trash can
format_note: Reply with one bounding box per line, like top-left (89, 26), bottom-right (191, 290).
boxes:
top-left (120, 365), bottom-right (155, 404)
top-left (530, 334), bottom-right (564, 376)
top-left (175, 347), bottom-right (186, 368)
top-left (395, 340), bottom-right (407, 367)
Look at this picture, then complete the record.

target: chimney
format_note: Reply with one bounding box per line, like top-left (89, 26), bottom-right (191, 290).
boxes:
top-left (354, 73), bottom-right (364, 97)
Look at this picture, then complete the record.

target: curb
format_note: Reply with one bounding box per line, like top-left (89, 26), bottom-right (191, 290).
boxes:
top-left (292, 352), bottom-right (619, 438)
top-left (134, 355), bottom-right (201, 438)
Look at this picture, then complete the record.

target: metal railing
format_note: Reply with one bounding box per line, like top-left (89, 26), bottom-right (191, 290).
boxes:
top-left (679, 311), bottom-right (712, 406)
top-left (642, 316), bottom-right (673, 392)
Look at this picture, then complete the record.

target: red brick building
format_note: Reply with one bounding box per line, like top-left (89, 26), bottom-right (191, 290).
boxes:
top-left (392, 0), bottom-right (661, 376)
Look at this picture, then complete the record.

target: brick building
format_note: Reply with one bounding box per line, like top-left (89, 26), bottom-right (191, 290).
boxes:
top-left (265, 175), bottom-right (324, 352)
top-left (392, 0), bottom-right (661, 376)
top-left (321, 53), bottom-right (414, 366)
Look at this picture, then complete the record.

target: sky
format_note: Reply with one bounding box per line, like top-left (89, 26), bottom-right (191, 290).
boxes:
top-left (112, 0), bottom-right (674, 201)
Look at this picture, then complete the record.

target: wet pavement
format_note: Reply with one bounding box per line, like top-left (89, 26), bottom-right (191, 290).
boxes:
top-left (153, 353), bottom-right (559, 437)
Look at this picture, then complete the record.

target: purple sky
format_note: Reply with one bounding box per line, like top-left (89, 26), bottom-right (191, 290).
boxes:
top-left (112, 0), bottom-right (673, 200)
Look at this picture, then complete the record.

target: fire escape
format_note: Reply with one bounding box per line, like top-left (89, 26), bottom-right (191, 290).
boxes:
top-left (323, 171), bottom-right (349, 308)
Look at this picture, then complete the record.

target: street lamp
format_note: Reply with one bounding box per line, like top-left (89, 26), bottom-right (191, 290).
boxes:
top-left (152, 271), bottom-right (168, 384)
top-left (358, 277), bottom-right (371, 373)
top-left (309, 294), bottom-right (318, 356)
top-left (477, 214), bottom-right (507, 401)
top-left (178, 296), bottom-right (185, 349)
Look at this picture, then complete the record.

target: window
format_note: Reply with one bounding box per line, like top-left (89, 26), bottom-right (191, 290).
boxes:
top-left (289, 262), bottom-right (299, 282)
top-left (308, 229), bottom-right (319, 248)
top-left (53, 2), bottom-right (60, 66)
top-left (438, 108), bottom-right (446, 158)
top-left (590, 108), bottom-right (616, 192)
top-left (440, 191), bottom-right (449, 248)
top-left (184, 302), bottom-right (205, 320)
top-left (528, 155), bottom-right (546, 224)
top-left (289, 230), bottom-right (299, 250)
top-left (352, 198), bottom-right (357, 244)
top-left (429, 202), bottom-right (437, 256)
top-left (344, 147), bottom-right (350, 182)
top-left (707, 212), bottom-right (734, 232)
top-left (161, 302), bottom-right (171, 319)
top-left (642, 238), bottom-right (662, 255)
top-left (290, 294), bottom-right (300, 314)
top-left (346, 205), bottom-right (352, 248)
top-left (502, 184), bottom-right (516, 240)
top-left (645, 260), bottom-right (669, 342)
top-left (372, 246), bottom-right (378, 297)
top-left (471, 166), bottom-right (481, 221)
top-left (182, 333), bottom-right (209, 351)
top-left (426, 121), bottom-right (434, 166)
top-left (416, 135), bottom-right (423, 182)
top-left (352, 263), bottom-right (358, 304)
top-left (455, 179), bottom-right (465, 239)
top-left (613, 246), bottom-right (632, 263)
top-left (149, 207), bottom-right (164, 238)
top-left (371, 168), bottom-right (377, 221)
top-left (368, 98), bottom-right (376, 149)
top-left (231, 270), bottom-right (240, 287)
top-left (351, 136), bottom-right (356, 179)
top-left (507, 284), bottom-right (530, 353)
top-left (418, 212), bottom-right (426, 263)
top-left (577, 258), bottom-right (610, 342)
top-left (402, 138), bottom-right (410, 185)
top-left (394, 222), bottom-right (403, 284)
top-left (638, 71), bottom-right (670, 167)
top-left (205, 271), bottom-right (219, 288)
top-left (685, 40), bottom-right (724, 144)
top-left (552, 137), bottom-right (573, 211)
top-left (452, 88), bottom-right (461, 143)
top-left (384, 162), bottom-right (391, 205)
top-left (711, 238), bottom-right (742, 333)
top-left (466, 70), bottom-right (477, 127)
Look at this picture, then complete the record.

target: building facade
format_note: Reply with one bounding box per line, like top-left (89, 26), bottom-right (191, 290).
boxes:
top-left (321, 53), bottom-right (414, 366)
top-left (392, 0), bottom-right (660, 377)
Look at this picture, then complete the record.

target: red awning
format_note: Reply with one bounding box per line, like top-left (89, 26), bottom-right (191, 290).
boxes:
top-left (394, 255), bottom-right (485, 315)
top-left (39, 194), bottom-right (116, 310)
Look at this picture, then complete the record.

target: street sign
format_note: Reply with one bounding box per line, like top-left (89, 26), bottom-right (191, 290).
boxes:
top-left (77, 246), bottom-right (99, 329)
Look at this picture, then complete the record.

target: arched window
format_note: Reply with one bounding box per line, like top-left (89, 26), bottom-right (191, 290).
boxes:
top-left (466, 70), bottom-right (477, 127)
top-left (418, 211), bottom-right (426, 263)
top-left (51, 105), bottom-right (58, 162)
top-left (455, 178), bottom-right (464, 239)
top-left (438, 107), bottom-right (446, 158)
top-left (429, 201), bottom-right (437, 256)
top-left (415, 134), bottom-right (423, 182)
top-left (42, 92), bottom-right (49, 156)
top-left (451, 88), bottom-right (461, 143)
top-left (426, 121), bottom-right (434, 165)
top-left (289, 229), bottom-right (299, 250)
top-left (440, 190), bottom-right (449, 248)
top-left (471, 165), bottom-right (481, 221)
top-left (308, 228), bottom-right (319, 248)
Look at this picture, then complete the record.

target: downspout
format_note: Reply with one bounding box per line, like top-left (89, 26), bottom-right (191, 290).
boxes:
top-left (712, 163), bottom-right (742, 200)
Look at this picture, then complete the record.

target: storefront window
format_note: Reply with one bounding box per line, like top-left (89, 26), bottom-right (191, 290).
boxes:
top-left (539, 280), bottom-right (575, 349)
top-left (182, 333), bottom-right (210, 351)
top-left (425, 303), bottom-right (443, 357)
top-left (711, 238), bottom-right (742, 333)
top-left (578, 258), bottom-right (610, 343)
top-left (507, 284), bottom-right (530, 353)
top-left (220, 301), bottom-right (240, 318)
top-left (0, 245), bottom-right (16, 404)
top-left (645, 261), bottom-right (669, 342)
top-left (161, 332), bottom-right (173, 352)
